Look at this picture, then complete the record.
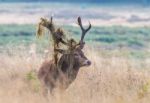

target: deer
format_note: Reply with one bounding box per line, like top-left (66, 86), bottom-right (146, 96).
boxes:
top-left (38, 17), bottom-right (92, 95)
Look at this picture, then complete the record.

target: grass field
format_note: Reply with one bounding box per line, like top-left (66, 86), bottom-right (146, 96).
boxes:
top-left (0, 24), bottom-right (150, 103)
top-left (0, 47), bottom-right (150, 103)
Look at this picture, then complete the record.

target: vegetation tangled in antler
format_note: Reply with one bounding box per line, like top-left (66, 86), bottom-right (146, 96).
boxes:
top-left (37, 17), bottom-right (68, 64)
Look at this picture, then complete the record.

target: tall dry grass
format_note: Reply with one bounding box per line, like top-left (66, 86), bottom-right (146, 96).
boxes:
top-left (0, 46), bottom-right (150, 103)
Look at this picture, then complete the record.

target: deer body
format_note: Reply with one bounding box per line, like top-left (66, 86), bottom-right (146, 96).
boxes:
top-left (38, 48), bottom-right (91, 93)
top-left (38, 56), bottom-right (80, 92)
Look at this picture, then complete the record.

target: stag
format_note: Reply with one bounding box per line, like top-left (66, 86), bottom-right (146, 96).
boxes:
top-left (38, 17), bottom-right (91, 95)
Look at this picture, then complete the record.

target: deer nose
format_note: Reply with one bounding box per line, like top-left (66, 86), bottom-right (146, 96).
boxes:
top-left (83, 60), bottom-right (91, 66)
top-left (87, 60), bottom-right (91, 65)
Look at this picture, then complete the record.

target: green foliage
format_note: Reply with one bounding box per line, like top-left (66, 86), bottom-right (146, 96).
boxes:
top-left (138, 80), bottom-right (150, 99)
top-left (26, 70), bottom-right (40, 92)
top-left (26, 70), bottom-right (36, 80)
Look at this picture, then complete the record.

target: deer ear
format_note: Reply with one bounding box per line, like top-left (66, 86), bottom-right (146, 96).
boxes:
top-left (77, 16), bottom-right (82, 25)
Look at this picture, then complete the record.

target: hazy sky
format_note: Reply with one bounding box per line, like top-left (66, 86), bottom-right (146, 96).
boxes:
top-left (0, 0), bottom-right (149, 4)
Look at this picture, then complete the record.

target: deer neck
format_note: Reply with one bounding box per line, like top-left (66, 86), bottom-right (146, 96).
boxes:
top-left (57, 54), bottom-right (80, 82)
top-left (65, 61), bottom-right (80, 83)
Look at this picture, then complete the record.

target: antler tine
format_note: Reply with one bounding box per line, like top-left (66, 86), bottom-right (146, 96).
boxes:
top-left (77, 17), bottom-right (91, 43)
top-left (85, 22), bottom-right (91, 33)
top-left (78, 16), bottom-right (84, 31)
top-left (50, 16), bottom-right (53, 22)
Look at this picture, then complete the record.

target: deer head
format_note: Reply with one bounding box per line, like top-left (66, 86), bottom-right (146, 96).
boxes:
top-left (57, 17), bottom-right (92, 68)
top-left (73, 16), bottom-right (91, 66)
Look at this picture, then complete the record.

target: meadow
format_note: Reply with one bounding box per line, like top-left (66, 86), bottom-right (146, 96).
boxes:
top-left (0, 24), bottom-right (150, 103)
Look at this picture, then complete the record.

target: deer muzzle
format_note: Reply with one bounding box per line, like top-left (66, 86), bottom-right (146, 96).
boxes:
top-left (83, 60), bottom-right (91, 66)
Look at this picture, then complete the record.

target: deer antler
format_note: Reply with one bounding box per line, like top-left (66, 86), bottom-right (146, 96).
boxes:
top-left (77, 17), bottom-right (91, 45)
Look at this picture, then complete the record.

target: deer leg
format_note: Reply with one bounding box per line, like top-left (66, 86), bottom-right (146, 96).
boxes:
top-left (41, 83), bottom-right (49, 96)
top-left (42, 85), bottom-right (54, 98)
top-left (40, 86), bottom-right (49, 101)
top-left (49, 86), bottom-right (54, 96)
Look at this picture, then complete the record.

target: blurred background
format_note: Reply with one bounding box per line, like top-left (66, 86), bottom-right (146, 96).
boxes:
top-left (0, 0), bottom-right (150, 58)
top-left (0, 0), bottom-right (150, 56)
